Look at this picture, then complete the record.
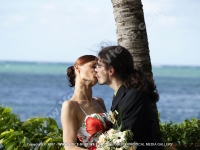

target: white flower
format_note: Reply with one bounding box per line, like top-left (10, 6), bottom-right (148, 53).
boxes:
top-left (106, 128), bottom-right (116, 139)
top-left (108, 131), bottom-right (120, 140)
top-left (98, 134), bottom-right (106, 144)
top-left (97, 146), bottom-right (110, 150)
top-left (113, 131), bottom-right (126, 144)
top-left (103, 146), bottom-right (110, 150)
top-left (97, 110), bottom-right (137, 150)
top-left (115, 148), bottom-right (123, 150)
top-left (107, 128), bottom-right (115, 135)
top-left (121, 131), bottom-right (126, 139)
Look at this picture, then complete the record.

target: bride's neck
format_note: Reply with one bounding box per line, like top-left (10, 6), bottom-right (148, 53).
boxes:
top-left (72, 83), bottom-right (92, 101)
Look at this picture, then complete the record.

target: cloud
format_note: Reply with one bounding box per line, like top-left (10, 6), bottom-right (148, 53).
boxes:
top-left (84, 6), bottom-right (100, 14)
top-left (0, 0), bottom-right (199, 65)
top-left (1, 21), bottom-right (11, 27)
top-left (143, 0), bottom-right (173, 13)
top-left (11, 14), bottom-right (27, 22)
top-left (142, 0), bottom-right (175, 27)
top-left (143, 2), bottom-right (164, 14)
top-left (157, 15), bottom-right (178, 27)
top-left (0, 14), bottom-right (27, 27)
top-left (44, 3), bottom-right (57, 11)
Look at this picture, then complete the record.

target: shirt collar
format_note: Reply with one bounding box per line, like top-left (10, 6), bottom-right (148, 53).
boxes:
top-left (114, 84), bottom-right (122, 96)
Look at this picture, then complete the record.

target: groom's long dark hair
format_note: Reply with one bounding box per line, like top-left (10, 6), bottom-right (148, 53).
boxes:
top-left (98, 46), bottom-right (159, 103)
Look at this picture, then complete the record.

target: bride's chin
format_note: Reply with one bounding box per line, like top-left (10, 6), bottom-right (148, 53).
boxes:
top-left (91, 79), bottom-right (97, 86)
top-left (83, 78), bottom-right (97, 86)
top-left (91, 82), bottom-right (97, 87)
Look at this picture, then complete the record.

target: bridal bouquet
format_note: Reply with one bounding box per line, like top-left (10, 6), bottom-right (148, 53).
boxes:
top-left (96, 110), bottom-right (137, 150)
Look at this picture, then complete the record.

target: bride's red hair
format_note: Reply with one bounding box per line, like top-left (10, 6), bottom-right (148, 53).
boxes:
top-left (67, 55), bottom-right (97, 87)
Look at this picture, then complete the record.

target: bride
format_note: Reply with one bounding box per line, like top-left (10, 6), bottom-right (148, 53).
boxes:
top-left (61, 55), bottom-right (111, 150)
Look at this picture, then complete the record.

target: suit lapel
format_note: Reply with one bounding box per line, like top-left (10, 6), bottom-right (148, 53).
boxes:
top-left (111, 85), bottom-right (126, 111)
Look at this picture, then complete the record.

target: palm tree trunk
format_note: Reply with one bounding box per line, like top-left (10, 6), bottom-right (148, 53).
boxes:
top-left (111, 0), bottom-right (163, 148)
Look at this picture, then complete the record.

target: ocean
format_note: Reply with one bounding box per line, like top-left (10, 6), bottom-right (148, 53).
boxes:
top-left (0, 61), bottom-right (200, 127)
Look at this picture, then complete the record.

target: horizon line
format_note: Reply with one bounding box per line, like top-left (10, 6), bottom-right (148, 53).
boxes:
top-left (0, 60), bottom-right (200, 67)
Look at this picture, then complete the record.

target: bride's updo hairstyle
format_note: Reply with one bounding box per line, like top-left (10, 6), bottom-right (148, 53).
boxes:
top-left (67, 55), bottom-right (97, 87)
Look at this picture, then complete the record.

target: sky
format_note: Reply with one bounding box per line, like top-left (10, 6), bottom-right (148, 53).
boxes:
top-left (0, 0), bottom-right (200, 66)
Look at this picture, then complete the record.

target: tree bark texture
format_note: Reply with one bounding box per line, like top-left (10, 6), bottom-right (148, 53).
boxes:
top-left (111, 0), bottom-right (151, 72)
top-left (111, 0), bottom-right (163, 148)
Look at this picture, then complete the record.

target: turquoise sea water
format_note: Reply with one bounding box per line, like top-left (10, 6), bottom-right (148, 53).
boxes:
top-left (0, 61), bottom-right (200, 127)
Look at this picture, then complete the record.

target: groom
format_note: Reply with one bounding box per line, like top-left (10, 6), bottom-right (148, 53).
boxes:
top-left (95, 46), bottom-right (159, 150)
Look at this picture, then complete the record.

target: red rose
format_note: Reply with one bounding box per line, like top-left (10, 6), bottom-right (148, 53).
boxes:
top-left (88, 145), bottom-right (96, 150)
top-left (88, 142), bottom-right (97, 150)
top-left (86, 117), bottom-right (104, 135)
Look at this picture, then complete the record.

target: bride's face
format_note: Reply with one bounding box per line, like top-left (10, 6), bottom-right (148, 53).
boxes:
top-left (78, 61), bottom-right (97, 86)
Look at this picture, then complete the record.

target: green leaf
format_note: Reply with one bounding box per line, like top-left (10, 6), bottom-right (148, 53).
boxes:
top-left (181, 139), bottom-right (187, 145)
top-left (0, 139), bottom-right (3, 144)
top-left (167, 137), bottom-right (172, 142)
top-left (181, 132), bottom-right (186, 139)
top-left (0, 129), bottom-right (14, 136)
top-left (44, 138), bottom-right (52, 143)
top-left (5, 141), bottom-right (16, 150)
top-left (22, 121), bottom-right (32, 127)
top-left (2, 107), bottom-right (12, 114)
top-left (181, 121), bottom-right (186, 128)
top-left (8, 131), bottom-right (23, 139)
top-left (48, 118), bottom-right (58, 126)
top-left (21, 137), bottom-right (27, 144)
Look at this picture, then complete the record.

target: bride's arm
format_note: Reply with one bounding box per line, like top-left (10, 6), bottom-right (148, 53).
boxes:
top-left (61, 100), bottom-right (86, 150)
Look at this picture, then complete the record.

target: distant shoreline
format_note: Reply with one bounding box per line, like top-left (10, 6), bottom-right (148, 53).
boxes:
top-left (0, 60), bottom-right (200, 68)
top-left (0, 60), bottom-right (73, 65)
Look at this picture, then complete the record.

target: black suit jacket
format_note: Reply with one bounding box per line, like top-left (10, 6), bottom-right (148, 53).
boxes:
top-left (111, 85), bottom-right (158, 150)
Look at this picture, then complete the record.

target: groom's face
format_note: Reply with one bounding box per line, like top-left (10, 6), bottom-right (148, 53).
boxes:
top-left (95, 60), bottom-right (109, 85)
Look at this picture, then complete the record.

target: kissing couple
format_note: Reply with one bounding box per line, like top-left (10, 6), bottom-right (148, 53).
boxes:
top-left (61, 45), bottom-right (159, 150)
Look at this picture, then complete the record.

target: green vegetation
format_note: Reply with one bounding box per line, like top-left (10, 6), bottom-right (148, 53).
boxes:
top-left (160, 118), bottom-right (200, 149)
top-left (0, 106), bottom-right (64, 150)
top-left (0, 106), bottom-right (200, 150)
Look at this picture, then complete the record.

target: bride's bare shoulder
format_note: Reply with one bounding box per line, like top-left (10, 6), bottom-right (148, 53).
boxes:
top-left (93, 97), bottom-right (107, 111)
top-left (93, 97), bottom-right (104, 103)
top-left (62, 100), bottom-right (78, 110)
